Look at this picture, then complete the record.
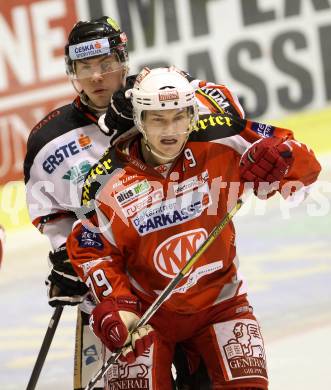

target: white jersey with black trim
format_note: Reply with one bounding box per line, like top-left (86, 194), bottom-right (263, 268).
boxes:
top-left (24, 98), bottom-right (111, 249)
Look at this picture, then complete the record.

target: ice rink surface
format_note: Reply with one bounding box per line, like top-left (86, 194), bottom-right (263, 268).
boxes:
top-left (0, 158), bottom-right (330, 390)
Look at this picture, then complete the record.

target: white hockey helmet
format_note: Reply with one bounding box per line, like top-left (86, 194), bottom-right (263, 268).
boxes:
top-left (128, 66), bottom-right (199, 135)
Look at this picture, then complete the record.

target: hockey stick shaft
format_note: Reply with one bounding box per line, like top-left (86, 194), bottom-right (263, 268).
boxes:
top-left (26, 306), bottom-right (63, 390)
top-left (85, 198), bottom-right (243, 390)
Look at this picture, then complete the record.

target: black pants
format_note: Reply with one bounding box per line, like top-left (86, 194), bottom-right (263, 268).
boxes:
top-left (174, 344), bottom-right (211, 390)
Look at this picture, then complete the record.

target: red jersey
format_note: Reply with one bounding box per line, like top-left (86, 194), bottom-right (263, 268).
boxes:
top-left (67, 112), bottom-right (321, 315)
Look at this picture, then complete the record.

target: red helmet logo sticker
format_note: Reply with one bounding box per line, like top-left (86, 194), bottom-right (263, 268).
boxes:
top-left (153, 228), bottom-right (208, 278)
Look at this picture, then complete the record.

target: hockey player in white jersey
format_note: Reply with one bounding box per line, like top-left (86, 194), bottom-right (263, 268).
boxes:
top-left (24, 15), bottom-right (246, 390)
top-left (24, 16), bottom-right (131, 390)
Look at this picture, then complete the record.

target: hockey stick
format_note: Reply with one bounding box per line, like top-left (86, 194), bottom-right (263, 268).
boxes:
top-left (26, 306), bottom-right (63, 390)
top-left (85, 198), bottom-right (243, 390)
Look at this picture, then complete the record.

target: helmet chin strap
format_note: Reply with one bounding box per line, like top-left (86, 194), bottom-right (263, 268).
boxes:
top-left (141, 132), bottom-right (190, 165)
top-left (139, 113), bottom-right (197, 165)
top-left (139, 117), bottom-right (197, 165)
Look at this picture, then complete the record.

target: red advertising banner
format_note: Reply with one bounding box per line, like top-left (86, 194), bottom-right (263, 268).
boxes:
top-left (1, 0), bottom-right (331, 185)
top-left (0, 0), bottom-right (78, 184)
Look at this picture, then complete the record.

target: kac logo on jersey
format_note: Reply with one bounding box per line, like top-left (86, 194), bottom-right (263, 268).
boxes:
top-left (153, 228), bottom-right (208, 278)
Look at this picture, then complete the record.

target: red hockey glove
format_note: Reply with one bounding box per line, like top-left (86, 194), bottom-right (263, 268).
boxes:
top-left (90, 296), bottom-right (155, 363)
top-left (240, 137), bottom-right (293, 194)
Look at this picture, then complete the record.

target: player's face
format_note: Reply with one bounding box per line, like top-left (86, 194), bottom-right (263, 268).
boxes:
top-left (74, 54), bottom-right (123, 108)
top-left (142, 108), bottom-right (191, 160)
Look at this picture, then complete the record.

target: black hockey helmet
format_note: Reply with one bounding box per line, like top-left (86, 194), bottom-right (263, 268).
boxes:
top-left (65, 16), bottom-right (128, 79)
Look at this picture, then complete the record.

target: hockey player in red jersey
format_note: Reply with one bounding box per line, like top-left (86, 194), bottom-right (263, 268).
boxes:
top-left (24, 16), bottom-right (247, 389)
top-left (67, 67), bottom-right (321, 389)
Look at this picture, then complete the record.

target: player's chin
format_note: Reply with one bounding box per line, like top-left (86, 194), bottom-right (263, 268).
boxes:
top-left (90, 93), bottom-right (112, 108)
top-left (159, 145), bottom-right (182, 158)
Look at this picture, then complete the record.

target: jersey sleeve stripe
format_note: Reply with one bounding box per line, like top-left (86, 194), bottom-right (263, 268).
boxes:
top-left (210, 134), bottom-right (251, 155)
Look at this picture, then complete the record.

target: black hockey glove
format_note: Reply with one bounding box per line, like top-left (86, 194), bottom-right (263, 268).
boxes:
top-left (98, 75), bottom-right (136, 144)
top-left (45, 245), bottom-right (89, 307)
